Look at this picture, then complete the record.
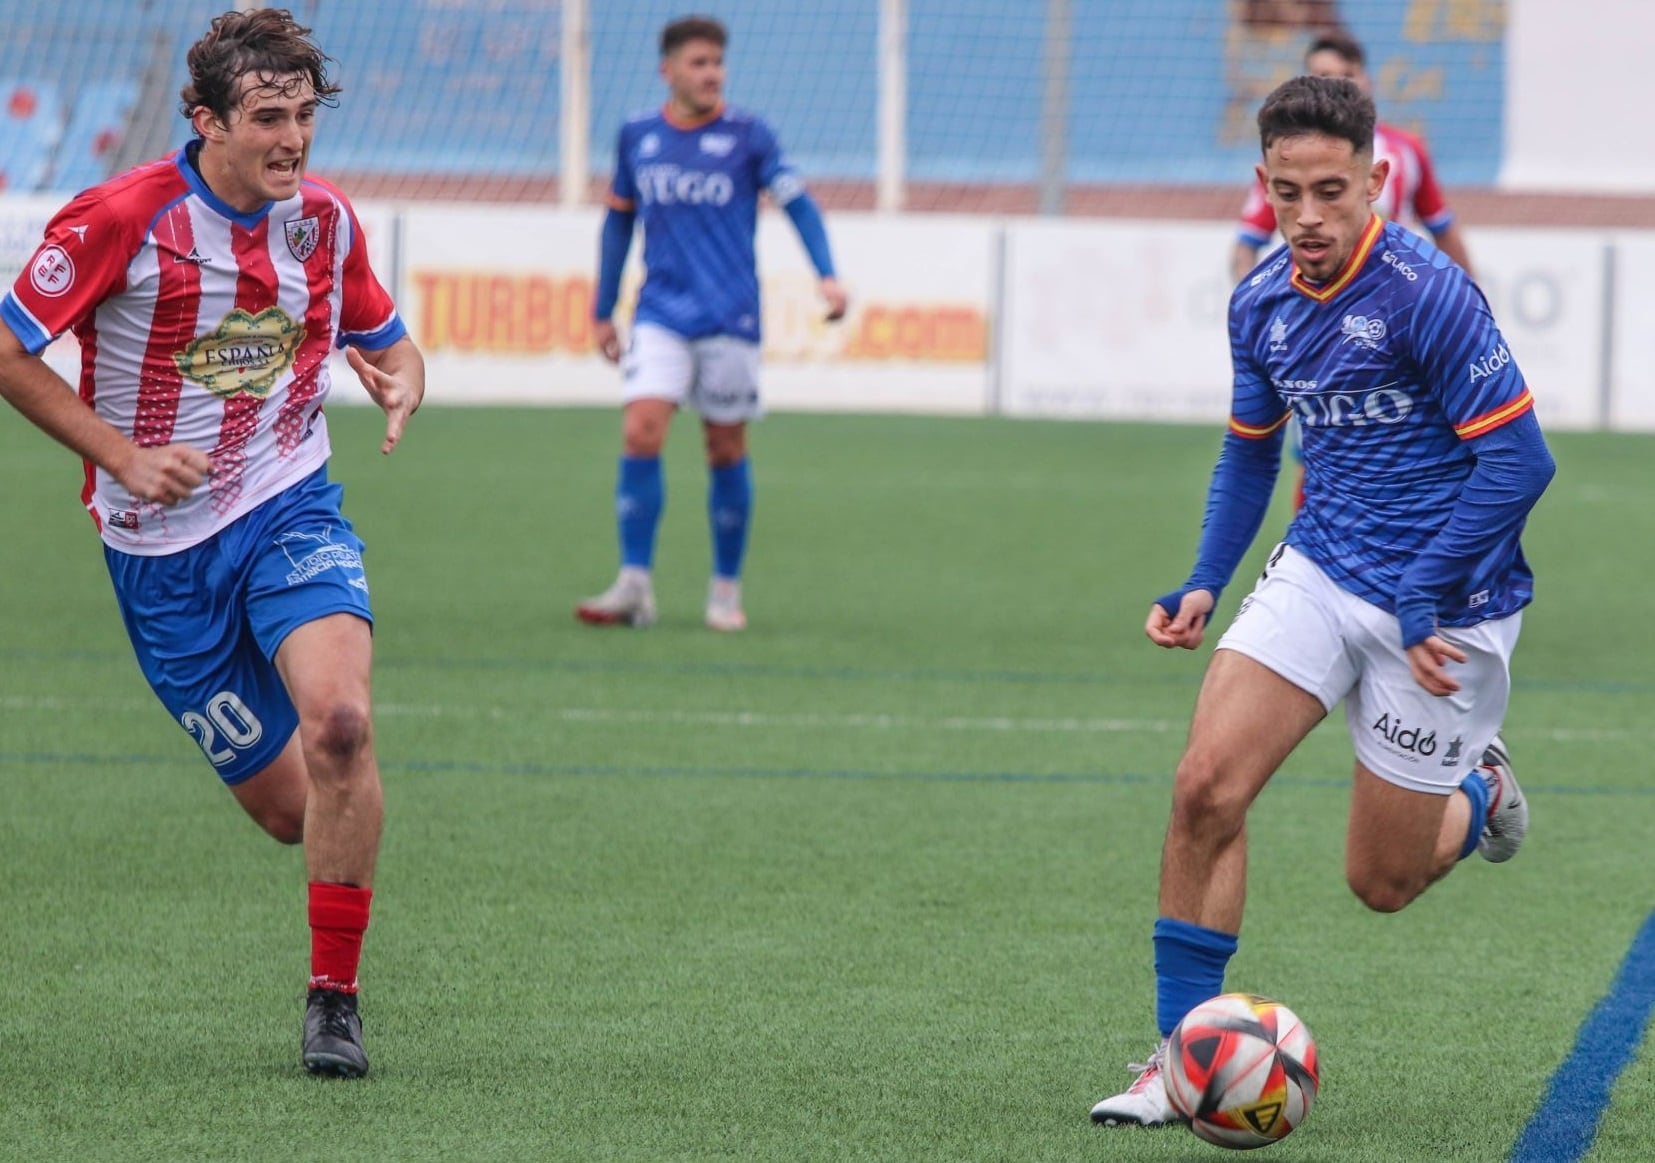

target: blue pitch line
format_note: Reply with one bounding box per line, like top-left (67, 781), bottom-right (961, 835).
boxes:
top-left (1509, 910), bottom-right (1655, 1163)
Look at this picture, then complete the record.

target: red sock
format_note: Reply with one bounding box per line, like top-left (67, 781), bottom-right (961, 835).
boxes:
top-left (309, 881), bottom-right (372, 994)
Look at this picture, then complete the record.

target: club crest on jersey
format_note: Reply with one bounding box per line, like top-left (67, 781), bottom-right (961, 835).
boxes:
top-left (638, 133), bottom-right (661, 158)
top-left (29, 245), bottom-right (74, 298)
top-left (1341, 313), bottom-right (1387, 349)
top-left (173, 307), bottom-right (305, 400)
top-left (284, 215), bottom-right (320, 262)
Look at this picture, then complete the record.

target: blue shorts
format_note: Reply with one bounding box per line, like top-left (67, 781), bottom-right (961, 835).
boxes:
top-left (105, 467), bottom-right (373, 785)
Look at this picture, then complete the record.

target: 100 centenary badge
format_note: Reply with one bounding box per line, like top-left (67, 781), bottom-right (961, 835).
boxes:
top-left (173, 307), bottom-right (306, 399)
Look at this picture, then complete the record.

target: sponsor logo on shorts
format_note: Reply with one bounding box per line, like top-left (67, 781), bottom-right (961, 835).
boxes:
top-left (1441, 735), bottom-right (1463, 767)
top-left (276, 527), bottom-right (365, 588)
top-left (1372, 712), bottom-right (1437, 760)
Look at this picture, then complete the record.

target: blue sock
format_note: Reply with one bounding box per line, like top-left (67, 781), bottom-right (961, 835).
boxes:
top-left (708, 458), bottom-right (752, 580)
top-left (1153, 917), bottom-right (1239, 1038)
top-left (616, 455), bottom-right (663, 570)
top-left (1458, 767), bottom-right (1491, 861)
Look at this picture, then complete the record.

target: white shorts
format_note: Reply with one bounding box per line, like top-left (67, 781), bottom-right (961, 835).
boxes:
top-left (1216, 543), bottom-right (1520, 794)
top-left (622, 322), bottom-right (763, 424)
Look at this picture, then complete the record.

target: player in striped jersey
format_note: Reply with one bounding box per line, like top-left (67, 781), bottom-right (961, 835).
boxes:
top-left (1091, 75), bottom-right (1553, 1128)
top-left (577, 15), bottom-right (845, 632)
top-left (0, 9), bottom-right (424, 1078)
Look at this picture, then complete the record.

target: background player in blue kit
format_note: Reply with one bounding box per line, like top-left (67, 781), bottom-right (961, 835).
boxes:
top-left (1089, 75), bottom-right (1554, 1128)
top-left (577, 15), bottom-right (847, 632)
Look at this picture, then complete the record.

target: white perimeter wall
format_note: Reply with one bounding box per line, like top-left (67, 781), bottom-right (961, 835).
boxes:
top-left (2, 196), bottom-right (1650, 432)
top-left (1502, 0), bottom-right (1655, 192)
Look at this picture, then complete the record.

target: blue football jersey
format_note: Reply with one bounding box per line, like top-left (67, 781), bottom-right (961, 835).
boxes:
top-left (608, 105), bottom-right (803, 342)
top-left (1229, 218), bottom-right (1537, 627)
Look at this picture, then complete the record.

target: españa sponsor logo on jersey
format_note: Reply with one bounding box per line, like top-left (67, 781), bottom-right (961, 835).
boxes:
top-left (173, 307), bottom-right (305, 400)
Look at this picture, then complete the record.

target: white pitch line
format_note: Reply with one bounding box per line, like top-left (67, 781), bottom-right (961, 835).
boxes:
top-left (0, 693), bottom-right (1640, 742)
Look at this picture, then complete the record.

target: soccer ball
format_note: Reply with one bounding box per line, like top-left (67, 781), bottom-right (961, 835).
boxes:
top-left (1163, 992), bottom-right (1319, 1150)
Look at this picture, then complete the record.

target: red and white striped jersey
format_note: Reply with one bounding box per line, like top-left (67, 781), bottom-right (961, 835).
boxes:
top-left (0, 146), bottom-right (404, 555)
top-left (1238, 121), bottom-right (1455, 248)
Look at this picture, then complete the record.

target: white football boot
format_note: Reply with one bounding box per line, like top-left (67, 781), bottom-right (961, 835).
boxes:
top-left (575, 568), bottom-right (657, 628)
top-left (1476, 733), bottom-right (1527, 863)
top-left (704, 577), bottom-right (747, 632)
top-left (1090, 1040), bottom-right (1182, 1126)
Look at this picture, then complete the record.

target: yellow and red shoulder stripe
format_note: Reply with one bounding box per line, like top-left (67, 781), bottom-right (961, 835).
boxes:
top-left (1455, 389), bottom-right (1534, 439)
top-left (1291, 215), bottom-right (1384, 303)
top-left (1229, 411), bottom-right (1291, 439)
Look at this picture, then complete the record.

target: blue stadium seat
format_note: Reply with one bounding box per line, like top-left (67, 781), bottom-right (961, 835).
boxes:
top-left (51, 80), bottom-right (138, 194)
top-left (0, 80), bottom-right (64, 193)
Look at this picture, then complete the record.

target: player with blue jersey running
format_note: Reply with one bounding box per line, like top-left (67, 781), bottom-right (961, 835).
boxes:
top-left (577, 15), bottom-right (846, 632)
top-left (1090, 75), bottom-right (1554, 1128)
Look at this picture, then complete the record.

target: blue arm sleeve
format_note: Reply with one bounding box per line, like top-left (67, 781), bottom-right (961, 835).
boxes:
top-left (1393, 410), bottom-right (1555, 649)
top-left (594, 207), bottom-right (636, 322)
top-left (1154, 428), bottom-right (1283, 616)
top-left (782, 193), bottom-right (836, 278)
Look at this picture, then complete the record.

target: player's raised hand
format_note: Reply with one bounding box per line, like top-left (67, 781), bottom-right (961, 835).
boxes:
top-left (594, 319), bottom-right (623, 363)
top-left (1405, 635), bottom-right (1466, 697)
top-left (347, 344), bottom-right (422, 455)
top-left (819, 277), bottom-right (848, 322)
top-left (1146, 589), bottom-right (1215, 650)
top-left (113, 443), bottom-right (212, 507)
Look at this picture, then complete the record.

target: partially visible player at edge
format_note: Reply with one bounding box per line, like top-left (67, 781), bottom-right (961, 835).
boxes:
top-left (577, 14), bottom-right (846, 632)
top-left (1090, 75), bottom-right (1552, 1127)
top-left (0, 9), bottom-right (424, 1078)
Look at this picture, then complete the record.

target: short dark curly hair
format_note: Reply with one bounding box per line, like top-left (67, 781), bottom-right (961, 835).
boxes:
top-left (179, 8), bottom-right (341, 131)
top-left (1257, 74), bottom-right (1375, 156)
top-left (660, 15), bottom-right (727, 57)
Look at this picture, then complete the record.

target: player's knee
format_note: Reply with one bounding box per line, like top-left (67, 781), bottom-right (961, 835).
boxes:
top-left (703, 427), bottom-right (745, 466)
top-left (1168, 755), bottom-right (1250, 842)
top-left (258, 809), bottom-right (305, 846)
top-left (1345, 867), bottom-right (1425, 914)
top-left (622, 416), bottom-right (668, 456)
top-left (305, 701), bottom-right (373, 768)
